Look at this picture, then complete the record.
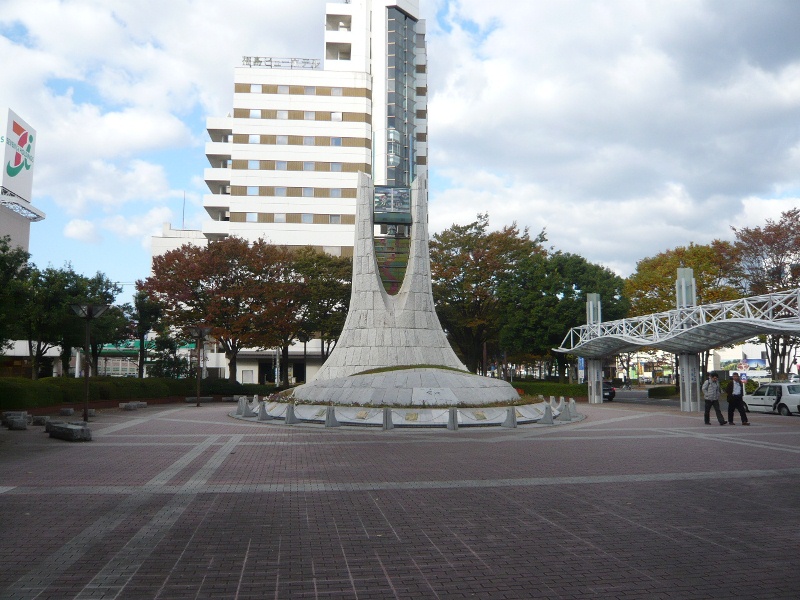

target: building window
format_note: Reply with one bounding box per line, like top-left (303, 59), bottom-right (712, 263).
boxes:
top-left (303, 136), bottom-right (315, 146)
top-left (304, 111), bottom-right (315, 121)
top-left (277, 110), bottom-right (288, 119)
top-left (246, 186), bottom-right (259, 196)
top-left (305, 86), bottom-right (316, 95)
top-left (301, 214), bottom-right (313, 224)
top-left (302, 187), bottom-right (314, 197)
top-left (275, 161), bottom-right (287, 170)
top-left (276, 135), bottom-right (288, 145)
top-left (330, 162), bottom-right (342, 172)
top-left (331, 112), bottom-right (343, 122)
top-left (330, 188), bottom-right (342, 198)
top-left (274, 213), bottom-right (286, 223)
top-left (247, 160), bottom-right (260, 170)
top-left (250, 84), bottom-right (261, 93)
top-left (331, 137), bottom-right (342, 146)
top-left (303, 161), bottom-right (315, 171)
top-left (248, 134), bottom-right (260, 144)
top-left (275, 187), bottom-right (287, 197)
top-left (249, 109), bottom-right (260, 118)
top-left (332, 87), bottom-right (343, 96)
top-left (278, 85), bottom-right (289, 94)
top-left (246, 212), bottom-right (258, 223)
top-left (329, 215), bottom-right (341, 224)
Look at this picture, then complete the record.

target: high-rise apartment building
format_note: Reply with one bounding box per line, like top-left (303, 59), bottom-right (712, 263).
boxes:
top-left (202, 0), bottom-right (427, 262)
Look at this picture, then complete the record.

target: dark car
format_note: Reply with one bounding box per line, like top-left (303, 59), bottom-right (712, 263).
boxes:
top-left (603, 382), bottom-right (616, 401)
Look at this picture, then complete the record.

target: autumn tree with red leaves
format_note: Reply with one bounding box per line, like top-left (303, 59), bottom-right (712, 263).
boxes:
top-left (143, 237), bottom-right (298, 382)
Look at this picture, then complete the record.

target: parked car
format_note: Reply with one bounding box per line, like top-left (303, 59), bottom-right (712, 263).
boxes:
top-left (788, 374), bottom-right (799, 383)
top-left (603, 382), bottom-right (616, 401)
top-left (743, 382), bottom-right (800, 416)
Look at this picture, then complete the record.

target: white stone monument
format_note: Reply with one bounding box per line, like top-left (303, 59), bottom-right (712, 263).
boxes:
top-left (292, 173), bottom-right (520, 406)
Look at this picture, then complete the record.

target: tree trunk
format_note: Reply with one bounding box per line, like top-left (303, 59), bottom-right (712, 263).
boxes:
top-left (281, 344), bottom-right (290, 386)
top-left (59, 347), bottom-right (71, 377)
top-left (138, 333), bottom-right (146, 378)
top-left (226, 350), bottom-right (238, 382)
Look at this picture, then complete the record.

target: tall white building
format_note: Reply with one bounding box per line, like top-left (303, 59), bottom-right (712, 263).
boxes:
top-left (152, 0), bottom-right (429, 383)
top-left (202, 0), bottom-right (427, 261)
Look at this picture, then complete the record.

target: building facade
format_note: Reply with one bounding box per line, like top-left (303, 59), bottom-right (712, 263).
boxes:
top-left (174, 0), bottom-right (429, 383)
top-left (202, 0), bottom-right (427, 256)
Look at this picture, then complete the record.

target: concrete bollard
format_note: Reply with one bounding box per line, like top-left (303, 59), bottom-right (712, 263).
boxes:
top-left (257, 401), bottom-right (273, 422)
top-left (324, 405), bottom-right (341, 428)
top-left (382, 407), bottom-right (394, 430)
top-left (569, 398), bottom-right (578, 418)
top-left (447, 407), bottom-right (459, 431)
top-left (557, 404), bottom-right (572, 422)
top-left (501, 407), bottom-right (517, 428)
top-left (242, 400), bottom-right (257, 418)
top-left (236, 397), bottom-right (245, 416)
top-left (539, 404), bottom-right (554, 425)
top-left (284, 403), bottom-right (299, 425)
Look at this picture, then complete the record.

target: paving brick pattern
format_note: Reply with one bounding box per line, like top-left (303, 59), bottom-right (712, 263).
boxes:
top-left (1, 402), bottom-right (799, 599)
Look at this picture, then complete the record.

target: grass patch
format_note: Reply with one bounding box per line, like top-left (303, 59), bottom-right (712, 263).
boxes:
top-left (352, 364), bottom-right (470, 376)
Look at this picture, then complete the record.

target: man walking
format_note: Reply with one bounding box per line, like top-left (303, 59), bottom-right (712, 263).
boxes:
top-left (726, 372), bottom-right (750, 425)
top-left (702, 372), bottom-right (726, 425)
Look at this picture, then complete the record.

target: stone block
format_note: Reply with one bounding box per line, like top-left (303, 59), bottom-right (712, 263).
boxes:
top-left (7, 417), bottom-right (27, 430)
top-left (31, 415), bottom-right (50, 426)
top-left (49, 423), bottom-right (91, 441)
top-left (59, 408), bottom-right (75, 416)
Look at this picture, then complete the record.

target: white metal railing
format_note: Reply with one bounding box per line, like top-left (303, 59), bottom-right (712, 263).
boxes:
top-left (557, 288), bottom-right (800, 354)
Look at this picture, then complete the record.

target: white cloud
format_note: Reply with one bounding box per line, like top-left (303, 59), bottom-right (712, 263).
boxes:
top-left (63, 219), bottom-right (100, 243)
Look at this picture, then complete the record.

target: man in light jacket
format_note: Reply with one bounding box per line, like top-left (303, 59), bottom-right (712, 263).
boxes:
top-left (702, 372), bottom-right (726, 425)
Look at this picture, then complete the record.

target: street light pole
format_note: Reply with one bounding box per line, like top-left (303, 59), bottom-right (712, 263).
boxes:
top-left (186, 325), bottom-right (212, 407)
top-left (70, 304), bottom-right (110, 422)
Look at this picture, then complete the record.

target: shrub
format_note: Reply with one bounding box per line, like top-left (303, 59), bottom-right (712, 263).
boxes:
top-left (515, 380), bottom-right (587, 398)
top-left (648, 385), bottom-right (677, 398)
top-left (0, 378), bottom-right (65, 409)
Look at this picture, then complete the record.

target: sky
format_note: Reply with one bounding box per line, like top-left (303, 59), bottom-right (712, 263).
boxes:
top-left (2, 0), bottom-right (800, 305)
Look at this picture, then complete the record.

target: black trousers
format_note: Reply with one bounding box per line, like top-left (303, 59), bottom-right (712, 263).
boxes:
top-left (704, 400), bottom-right (725, 424)
top-left (728, 395), bottom-right (748, 424)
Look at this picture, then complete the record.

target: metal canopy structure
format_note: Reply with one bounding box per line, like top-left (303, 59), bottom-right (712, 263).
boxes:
top-left (555, 288), bottom-right (800, 358)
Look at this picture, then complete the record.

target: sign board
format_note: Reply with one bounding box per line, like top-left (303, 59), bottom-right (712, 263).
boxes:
top-left (2, 109), bottom-right (36, 202)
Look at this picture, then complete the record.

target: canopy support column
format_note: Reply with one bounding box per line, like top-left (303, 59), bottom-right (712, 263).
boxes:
top-left (678, 353), bottom-right (701, 412)
top-left (587, 359), bottom-right (603, 404)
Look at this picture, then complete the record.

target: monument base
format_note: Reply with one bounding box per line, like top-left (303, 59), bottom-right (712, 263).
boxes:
top-left (291, 367), bottom-right (520, 406)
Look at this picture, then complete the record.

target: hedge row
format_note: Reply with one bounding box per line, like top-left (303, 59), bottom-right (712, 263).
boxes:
top-left (0, 376), bottom-right (294, 410)
top-left (514, 380), bottom-right (587, 398)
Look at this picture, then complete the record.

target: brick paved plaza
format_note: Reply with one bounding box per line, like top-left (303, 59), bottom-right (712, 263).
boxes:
top-left (1, 401), bottom-right (799, 599)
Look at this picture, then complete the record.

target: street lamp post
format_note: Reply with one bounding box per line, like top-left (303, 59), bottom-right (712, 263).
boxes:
top-left (186, 325), bottom-right (212, 407)
top-left (70, 304), bottom-right (110, 422)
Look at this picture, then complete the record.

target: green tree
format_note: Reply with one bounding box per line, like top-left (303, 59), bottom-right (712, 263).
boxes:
top-left (624, 241), bottom-right (740, 316)
top-left (430, 213), bottom-right (546, 373)
top-left (0, 236), bottom-right (31, 351)
top-left (732, 208), bottom-right (800, 377)
top-left (499, 252), bottom-right (629, 381)
top-left (19, 265), bottom-right (88, 379)
top-left (129, 288), bottom-right (162, 378)
top-left (292, 247), bottom-right (351, 360)
top-left (148, 328), bottom-right (191, 379)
